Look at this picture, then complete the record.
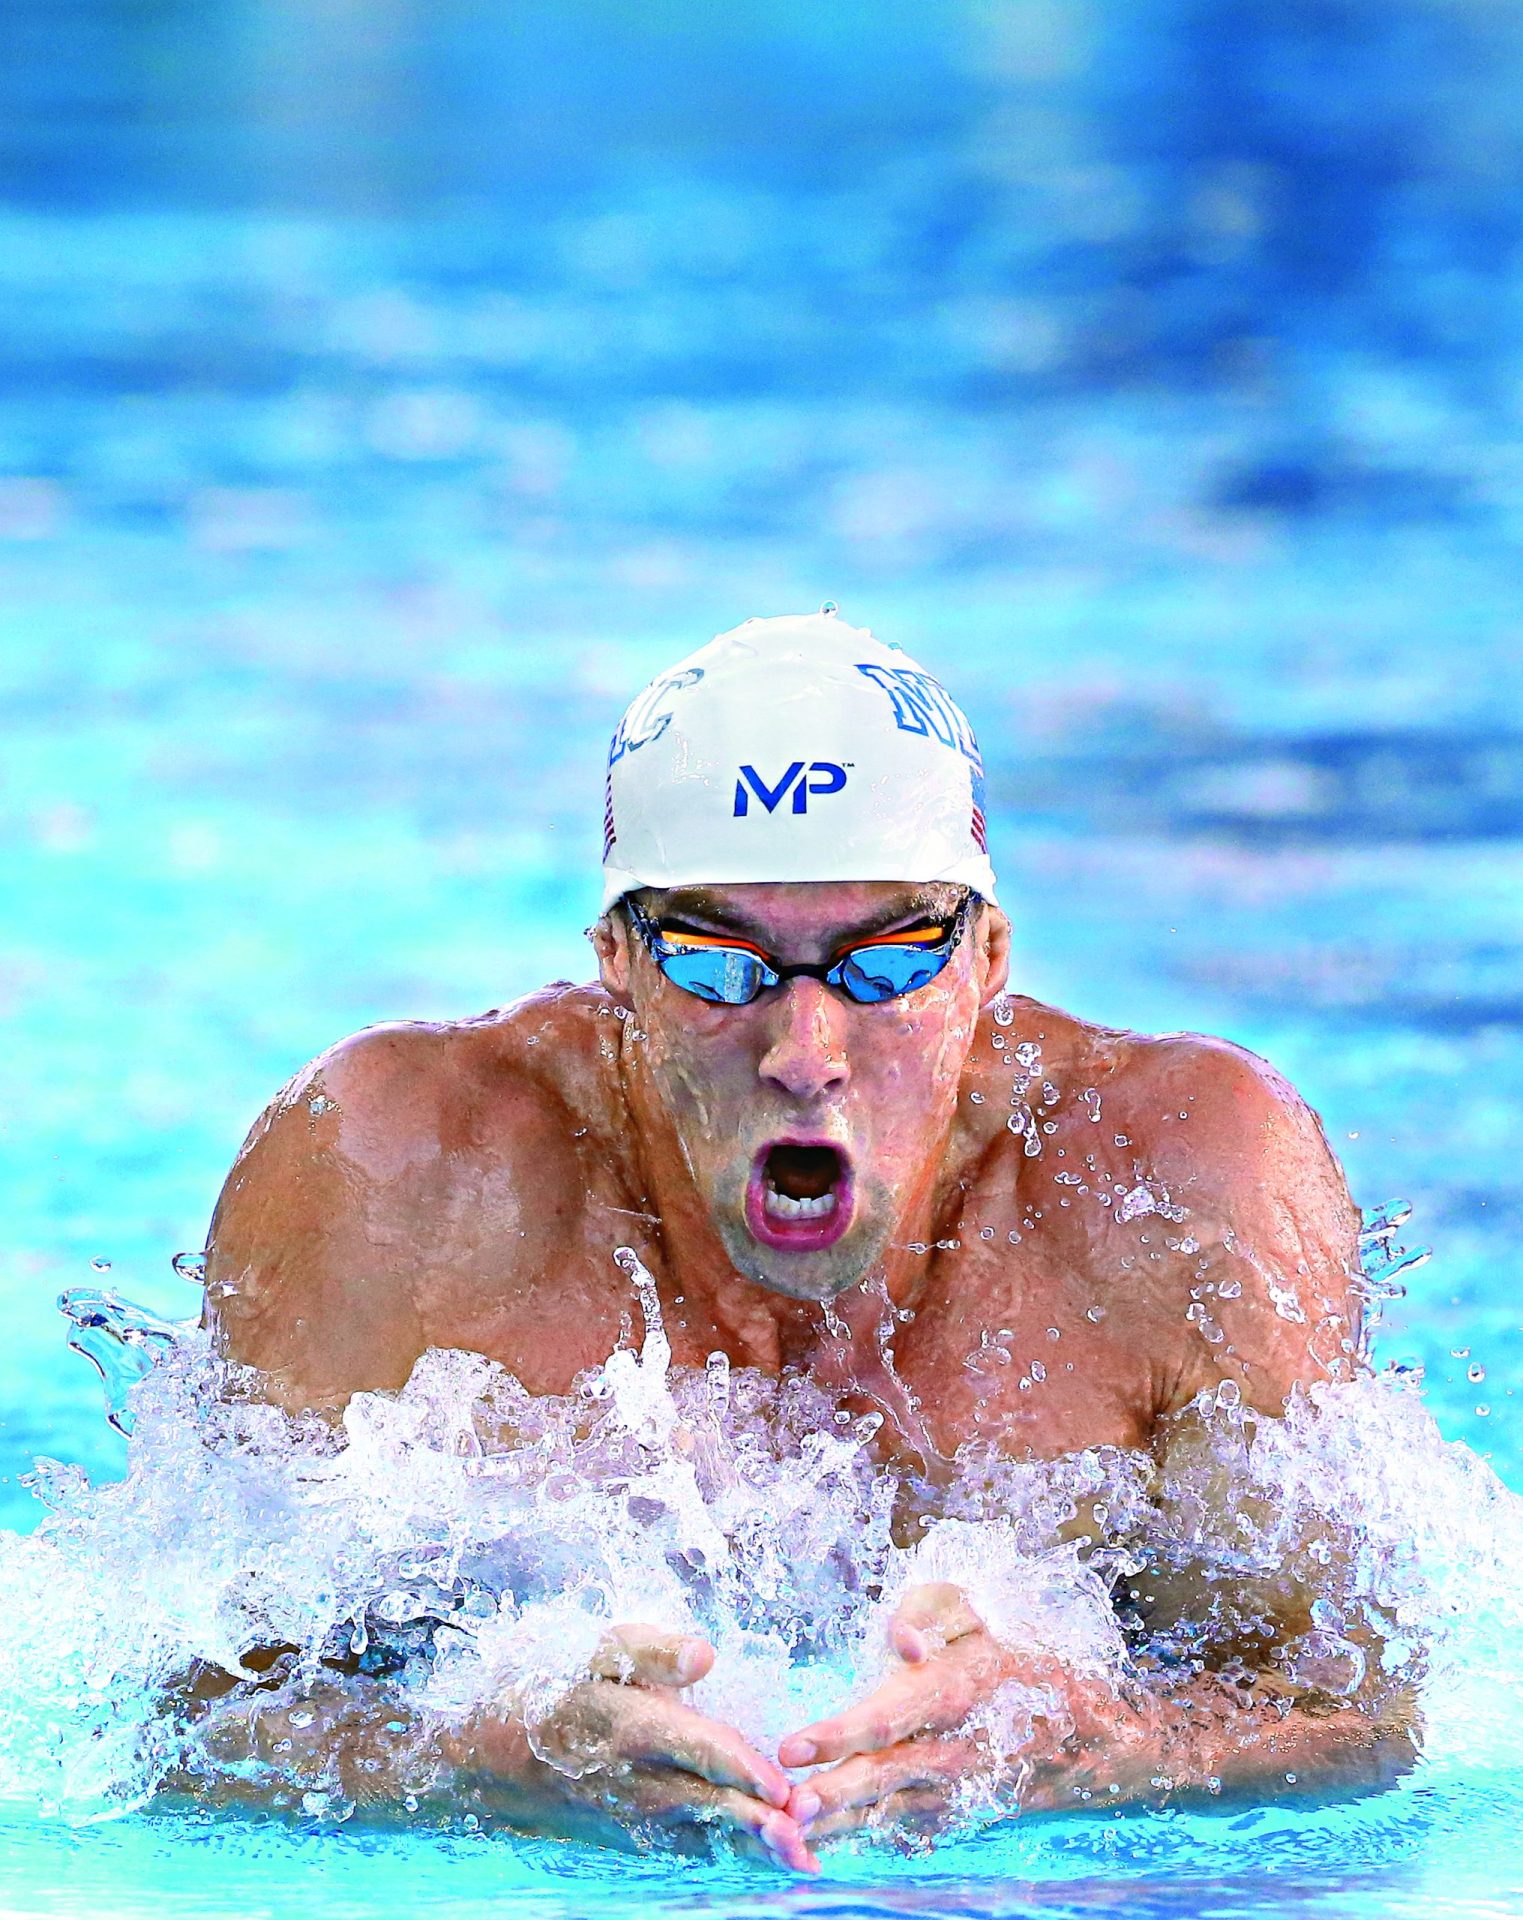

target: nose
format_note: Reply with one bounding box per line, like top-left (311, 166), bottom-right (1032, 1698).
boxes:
top-left (758, 977), bottom-right (850, 1102)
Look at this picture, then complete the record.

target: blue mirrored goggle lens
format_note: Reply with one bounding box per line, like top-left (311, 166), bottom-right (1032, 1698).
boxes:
top-left (657, 937), bottom-right (954, 1005)
top-left (659, 947), bottom-right (776, 1005)
top-left (832, 944), bottom-right (951, 1003)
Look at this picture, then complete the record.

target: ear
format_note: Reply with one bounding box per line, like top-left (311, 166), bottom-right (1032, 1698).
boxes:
top-left (976, 904), bottom-right (1012, 1008)
top-left (591, 911), bottom-right (634, 1006)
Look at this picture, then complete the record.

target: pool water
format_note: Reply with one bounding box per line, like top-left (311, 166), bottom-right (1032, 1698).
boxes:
top-left (3, 0), bottom-right (1523, 1912)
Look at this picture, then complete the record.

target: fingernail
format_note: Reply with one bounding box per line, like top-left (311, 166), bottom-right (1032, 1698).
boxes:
top-left (761, 1812), bottom-right (793, 1855)
top-left (780, 1738), bottom-right (816, 1766)
top-left (793, 1788), bottom-right (821, 1823)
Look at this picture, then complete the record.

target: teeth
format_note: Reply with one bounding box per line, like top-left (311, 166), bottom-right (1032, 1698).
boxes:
top-left (764, 1182), bottom-right (837, 1221)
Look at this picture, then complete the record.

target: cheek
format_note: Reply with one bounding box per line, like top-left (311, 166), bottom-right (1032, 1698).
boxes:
top-left (639, 998), bottom-right (757, 1127)
top-left (853, 986), bottom-right (978, 1129)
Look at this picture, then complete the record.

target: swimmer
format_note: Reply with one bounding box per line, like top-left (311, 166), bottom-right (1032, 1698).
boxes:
top-left (189, 614), bottom-right (1415, 1871)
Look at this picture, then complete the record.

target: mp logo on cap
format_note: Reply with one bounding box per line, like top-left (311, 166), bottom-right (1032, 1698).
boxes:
top-left (734, 761), bottom-right (848, 816)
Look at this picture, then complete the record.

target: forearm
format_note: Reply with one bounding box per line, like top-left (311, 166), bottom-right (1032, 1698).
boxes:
top-left (154, 1672), bottom-right (465, 1818)
top-left (1016, 1662), bottom-right (1419, 1811)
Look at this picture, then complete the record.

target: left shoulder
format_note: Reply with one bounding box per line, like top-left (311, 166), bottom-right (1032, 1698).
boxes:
top-left (1109, 1029), bottom-right (1339, 1196)
top-left (1103, 1030), bottom-right (1365, 1415)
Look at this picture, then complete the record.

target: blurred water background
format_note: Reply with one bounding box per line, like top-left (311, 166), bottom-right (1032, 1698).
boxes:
top-left (0, 5), bottom-right (1522, 1907)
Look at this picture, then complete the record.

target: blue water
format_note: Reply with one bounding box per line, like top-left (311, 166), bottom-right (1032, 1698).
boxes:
top-left (3, 0), bottom-right (1523, 1911)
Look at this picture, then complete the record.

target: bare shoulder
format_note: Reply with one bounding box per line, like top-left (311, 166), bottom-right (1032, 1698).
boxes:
top-left (966, 999), bottom-right (1363, 1418)
top-left (1103, 1024), bottom-right (1363, 1411)
top-left (206, 982), bottom-right (631, 1410)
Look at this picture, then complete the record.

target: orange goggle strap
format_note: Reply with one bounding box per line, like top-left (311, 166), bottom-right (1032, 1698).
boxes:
top-left (655, 919), bottom-right (952, 964)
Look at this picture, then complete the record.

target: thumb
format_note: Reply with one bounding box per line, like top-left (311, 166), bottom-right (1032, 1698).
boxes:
top-left (589, 1623), bottom-right (715, 1689)
top-left (891, 1582), bottom-right (985, 1664)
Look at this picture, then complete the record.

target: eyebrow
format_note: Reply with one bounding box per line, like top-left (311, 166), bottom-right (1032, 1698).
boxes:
top-left (654, 890), bottom-right (958, 950)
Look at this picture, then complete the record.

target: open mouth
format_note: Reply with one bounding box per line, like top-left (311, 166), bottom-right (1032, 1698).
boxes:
top-left (745, 1141), bottom-right (854, 1252)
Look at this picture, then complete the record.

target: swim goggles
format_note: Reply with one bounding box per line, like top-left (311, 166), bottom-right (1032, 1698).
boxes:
top-left (624, 892), bottom-right (976, 1007)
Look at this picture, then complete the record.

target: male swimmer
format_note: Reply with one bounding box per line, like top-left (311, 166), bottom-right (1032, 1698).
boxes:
top-left (188, 614), bottom-right (1413, 1871)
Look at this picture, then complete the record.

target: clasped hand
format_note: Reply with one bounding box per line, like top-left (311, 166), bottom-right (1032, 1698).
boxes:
top-left (514, 1581), bottom-right (1026, 1873)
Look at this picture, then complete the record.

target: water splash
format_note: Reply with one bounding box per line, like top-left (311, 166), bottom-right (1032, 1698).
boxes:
top-left (0, 1228), bottom-right (1517, 1852)
top-left (56, 1287), bottom-right (195, 1436)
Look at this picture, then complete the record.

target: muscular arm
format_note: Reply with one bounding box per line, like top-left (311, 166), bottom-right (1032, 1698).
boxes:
top-left (184, 1018), bottom-right (818, 1864)
top-left (202, 1025), bottom-right (442, 1411)
top-left (786, 1038), bottom-right (1416, 1839)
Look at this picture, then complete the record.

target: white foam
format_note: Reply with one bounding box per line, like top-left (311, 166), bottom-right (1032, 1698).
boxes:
top-left (1, 1253), bottom-right (1520, 1833)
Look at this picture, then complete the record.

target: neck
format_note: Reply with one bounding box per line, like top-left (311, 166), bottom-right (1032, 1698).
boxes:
top-left (613, 1023), bottom-right (964, 1375)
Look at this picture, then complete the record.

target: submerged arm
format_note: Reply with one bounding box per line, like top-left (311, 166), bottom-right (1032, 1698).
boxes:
top-left (157, 1626), bottom-right (816, 1869)
top-left (788, 1039), bottom-right (1418, 1839)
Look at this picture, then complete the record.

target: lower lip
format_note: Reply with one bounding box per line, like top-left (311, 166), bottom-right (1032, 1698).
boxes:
top-left (744, 1156), bottom-right (855, 1253)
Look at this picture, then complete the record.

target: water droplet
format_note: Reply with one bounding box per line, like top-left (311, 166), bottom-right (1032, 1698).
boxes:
top-left (1041, 1121), bottom-right (1057, 1134)
top-left (969, 1090), bottom-right (985, 1104)
top-left (1451, 1346), bottom-right (1471, 1359)
top-left (1086, 1305), bottom-right (1107, 1323)
top-left (820, 600), bottom-right (838, 616)
top-left (1113, 1134), bottom-right (1131, 1148)
top-left (171, 1250), bottom-right (207, 1285)
top-left (89, 1258), bottom-right (110, 1273)
top-left (1030, 1360), bottom-right (1047, 1383)
top-left (1468, 1363), bottom-right (1486, 1384)
top-left (1008, 1230), bottom-right (1022, 1243)
top-left (309, 1093), bottom-right (333, 1116)
top-left (992, 997), bottom-right (1016, 1028)
top-left (1047, 1326), bottom-right (1061, 1341)
top-left (980, 1226), bottom-right (995, 1240)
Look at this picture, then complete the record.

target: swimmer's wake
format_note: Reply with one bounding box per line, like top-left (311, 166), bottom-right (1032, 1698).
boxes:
top-left (0, 1227), bottom-right (1516, 1854)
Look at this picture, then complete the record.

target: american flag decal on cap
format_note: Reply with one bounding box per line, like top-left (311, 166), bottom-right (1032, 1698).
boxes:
top-left (602, 766), bottom-right (616, 858)
top-left (971, 803), bottom-right (988, 853)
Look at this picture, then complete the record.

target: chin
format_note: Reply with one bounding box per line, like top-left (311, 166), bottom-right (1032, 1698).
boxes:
top-left (716, 1211), bottom-right (884, 1304)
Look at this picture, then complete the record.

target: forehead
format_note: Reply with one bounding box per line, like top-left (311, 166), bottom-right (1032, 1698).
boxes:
top-left (646, 880), bottom-right (961, 945)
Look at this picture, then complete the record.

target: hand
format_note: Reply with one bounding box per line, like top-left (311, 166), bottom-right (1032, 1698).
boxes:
top-left (455, 1623), bottom-right (819, 1872)
top-left (778, 1583), bottom-right (1027, 1845)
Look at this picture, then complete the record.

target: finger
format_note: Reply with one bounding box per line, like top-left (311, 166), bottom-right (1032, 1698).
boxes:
top-left (589, 1624), bottom-right (714, 1689)
top-left (615, 1690), bottom-right (793, 1809)
top-left (805, 1784), bottom-right (953, 1844)
top-left (795, 1737), bottom-right (974, 1826)
top-left (631, 1777), bottom-right (820, 1874)
top-left (779, 1631), bottom-right (1007, 1766)
top-left (891, 1581), bottom-right (985, 1663)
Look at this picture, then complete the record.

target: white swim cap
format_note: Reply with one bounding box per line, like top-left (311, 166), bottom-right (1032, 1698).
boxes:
top-left (600, 612), bottom-right (996, 913)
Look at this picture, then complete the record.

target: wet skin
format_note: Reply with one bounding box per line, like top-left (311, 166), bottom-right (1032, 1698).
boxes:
top-left (202, 882), bottom-right (1402, 1869)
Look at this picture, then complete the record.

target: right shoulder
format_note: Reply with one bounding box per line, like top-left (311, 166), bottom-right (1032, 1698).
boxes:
top-left (206, 983), bottom-right (630, 1408)
top-left (231, 981), bottom-right (626, 1177)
